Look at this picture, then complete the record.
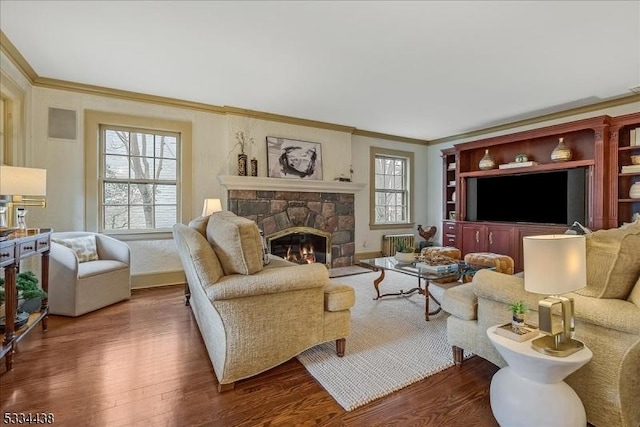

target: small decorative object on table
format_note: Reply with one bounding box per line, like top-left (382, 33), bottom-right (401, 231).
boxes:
top-left (494, 322), bottom-right (539, 342)
top-left (551, 137), bottom-right (572, 162)
top-left (394, 241), bottom-right (416, 263)
top-left (479, 149), bottom-right (495, 170)
top-left (507, 300), bottom-right (528, 329)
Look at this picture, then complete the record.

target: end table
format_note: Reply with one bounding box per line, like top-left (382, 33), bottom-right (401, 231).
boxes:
top-left (487, 325), bottom-right (592, 427)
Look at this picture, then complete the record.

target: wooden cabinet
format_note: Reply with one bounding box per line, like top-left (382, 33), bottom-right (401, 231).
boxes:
top-left (442, 148), bottom-right (457, 221)
top-left (442, 220), bottom-right (457, 246)
top-left (459, 222), bottom-right (514, 257)
top-left (610, 112), bottom-right (640, 227)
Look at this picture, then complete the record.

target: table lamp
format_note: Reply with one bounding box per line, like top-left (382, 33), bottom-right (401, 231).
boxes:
top-left (202, 198), bottom-right (222, 216)
top-left (523, 234), bottom-right (587, 357)
top-left (0, 165), bottom-right (47, 230)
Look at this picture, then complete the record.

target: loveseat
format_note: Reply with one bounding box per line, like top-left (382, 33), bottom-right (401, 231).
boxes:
top-left (173, 211), bottom-right (355, 391)
top-left (442, 222), bottom-right (640, 427)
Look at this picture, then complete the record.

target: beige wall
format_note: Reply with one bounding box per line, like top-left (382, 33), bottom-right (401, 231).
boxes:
top-left (3, 62), bottom-right (428, 286)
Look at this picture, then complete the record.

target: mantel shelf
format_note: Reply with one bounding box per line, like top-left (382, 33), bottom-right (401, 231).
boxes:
top-left (459, 159), bottom-right (594, 178)
top-left (218, 175), bottom-right (366, 193)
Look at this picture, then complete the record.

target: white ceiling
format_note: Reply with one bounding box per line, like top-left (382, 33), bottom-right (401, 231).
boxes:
top-left (1, 1), bottom-right (639, 141)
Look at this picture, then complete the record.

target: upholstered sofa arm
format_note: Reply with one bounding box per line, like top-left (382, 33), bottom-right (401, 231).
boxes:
top-left (472, 269), bottom-right (640, 335)
top-left (206, 263), bottom-right (328, 301)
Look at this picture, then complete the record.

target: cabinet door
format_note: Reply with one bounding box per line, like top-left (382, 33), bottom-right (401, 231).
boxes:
top-left (460, 223), bottom-right (485, 255)
top-left (486, 225), bottom-right (514, 257)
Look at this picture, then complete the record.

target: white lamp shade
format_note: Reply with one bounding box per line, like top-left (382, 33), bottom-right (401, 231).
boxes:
top-left (523, 234), bottom-right (586, 295)
top-left (202, 198), bottom-right (222, 216)
top-left (0, 166), bottom-right (47, 196)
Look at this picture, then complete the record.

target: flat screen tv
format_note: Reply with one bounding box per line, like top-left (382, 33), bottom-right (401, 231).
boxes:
top-left (465, 168), bottom-right (587, 226)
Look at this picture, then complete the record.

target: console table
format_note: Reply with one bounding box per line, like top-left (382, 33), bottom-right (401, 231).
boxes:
top-left (1, 228), bottom-right (52, 371)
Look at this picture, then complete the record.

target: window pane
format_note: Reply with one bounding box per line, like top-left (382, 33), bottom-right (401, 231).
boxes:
top-left (155, 184), bottom-right (176, 204)
top-left (155, 158), bottom-right (176, 180)
top-left (104, 205), bottom-right (129, 230)
top-left (130, 205), bottom-right (153, 229)
top-left (130, 183), bottom-right (153, 205)
top-left (129, 156), bottom-right (155, 180)
top-left (156, 135), bottom-right (177, 159)
top-left (104, 130), bottom-right (129, 155)
top-left (105, 155), bottom-right (129, 179)
top-left (104, 182), bottom-right (129, 205)
top-left (155, 205), bottom-right (176, 228)
top-left (130, 132), bottom-right (153, 157)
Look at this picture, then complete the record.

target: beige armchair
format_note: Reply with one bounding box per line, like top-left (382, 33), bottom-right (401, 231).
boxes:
top-left (49, 232), bottom-right (131, 317)
top-left (173, 212), bottom-right (355, 391)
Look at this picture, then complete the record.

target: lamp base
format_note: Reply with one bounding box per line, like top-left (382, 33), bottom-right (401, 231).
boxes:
top-left (531, 335), bottom-right (584, 357)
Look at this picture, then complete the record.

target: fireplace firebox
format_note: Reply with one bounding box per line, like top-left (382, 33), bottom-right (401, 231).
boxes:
top-left (267, 227), bottom-right (331, 267)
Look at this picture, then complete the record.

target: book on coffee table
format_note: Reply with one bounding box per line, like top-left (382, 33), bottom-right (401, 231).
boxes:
top-left (494, 323), bottom-right (539, 342)
top-left (415, 262), bottom-right (458, 274)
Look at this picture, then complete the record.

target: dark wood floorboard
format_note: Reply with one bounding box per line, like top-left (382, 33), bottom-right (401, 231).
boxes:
top-left (1, 286), bottom-right (499, 426)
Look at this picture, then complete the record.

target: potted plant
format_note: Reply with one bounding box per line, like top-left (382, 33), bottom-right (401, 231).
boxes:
top-left (508, 300), bottom-right (528, 330)
top-left (394, 241), bottom-right (416, 263)
top-left (16, 271), bottom-right (47, 314)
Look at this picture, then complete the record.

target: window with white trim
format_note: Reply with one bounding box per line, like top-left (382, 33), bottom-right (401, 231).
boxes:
top-left (100, 125), bottom-right (179, 231)
top-left (369, 147), bottom-right (414, 228)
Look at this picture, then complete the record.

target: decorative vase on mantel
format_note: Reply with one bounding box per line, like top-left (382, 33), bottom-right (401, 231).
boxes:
top-left (551, 137), bottom-right (572, 162)
top-left (238, 153), bottom-right (248, 176)
top-left (479, 149), bottom-right (495, 170)
top-left (250, 158), bottom-right (258, 177)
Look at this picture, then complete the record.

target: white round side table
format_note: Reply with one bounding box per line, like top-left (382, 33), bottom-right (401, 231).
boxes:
top-left (486, 325), bottom-right (592, 427)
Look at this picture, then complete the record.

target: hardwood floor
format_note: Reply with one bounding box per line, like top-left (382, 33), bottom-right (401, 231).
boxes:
top-left (1, 286), bottom-right (499, 426)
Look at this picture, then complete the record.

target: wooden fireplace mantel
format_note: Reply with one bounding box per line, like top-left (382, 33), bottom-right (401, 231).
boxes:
top-left (218, 175), bottom-right (366, 193)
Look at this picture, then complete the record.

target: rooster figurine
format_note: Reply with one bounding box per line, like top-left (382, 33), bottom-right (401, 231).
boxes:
top-left (417, 224), bottom-right (437, 242)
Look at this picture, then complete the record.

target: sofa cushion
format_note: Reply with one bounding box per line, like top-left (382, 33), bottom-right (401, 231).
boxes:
top-left (323, 283), bottom-right (355, 312)
top-left (576, 222), bottom-right (640, 299)
top-left (628, 276), bottom-right (640, 308)
top-left (52, 234), bottom-right (99, 263)
top-left (206, 212), bottom-right (264, 275)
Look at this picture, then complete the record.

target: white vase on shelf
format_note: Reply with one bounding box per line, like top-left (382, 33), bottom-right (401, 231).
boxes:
top-left (629, 182), bottom-right (640, 199)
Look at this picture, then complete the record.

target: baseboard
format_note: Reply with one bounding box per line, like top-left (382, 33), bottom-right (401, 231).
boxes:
top-left (131, 270), bottom-right (186, 290)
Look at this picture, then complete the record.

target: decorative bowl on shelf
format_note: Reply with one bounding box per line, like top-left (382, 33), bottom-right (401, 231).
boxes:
top-left (394, 252), bottom-right (416, 263)
top-left (630, 155), bottom-right (640, 165)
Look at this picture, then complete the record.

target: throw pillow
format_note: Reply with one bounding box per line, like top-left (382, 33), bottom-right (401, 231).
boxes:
top-left (564, 221), bottom-right (592, 235)
top-left (627, 276), bottom-right (640, 308)
top-left (576, 221), bottom-right (640, 299)
top-left (52, 235), bottom-right (99, 263)
top-left (206, 212), bottom-right (264, 275)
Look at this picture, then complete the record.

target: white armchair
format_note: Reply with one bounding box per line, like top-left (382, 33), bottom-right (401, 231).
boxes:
top-left (49, 232), bottom-right (131, 317)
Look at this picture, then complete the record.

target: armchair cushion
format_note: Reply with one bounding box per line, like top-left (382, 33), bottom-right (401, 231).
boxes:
top-left (577, 222), bottom-right (640, 299)
top-left (206, 212), bottom-right (264, 276)
top-left (52, 234), bottom-right (99, 263)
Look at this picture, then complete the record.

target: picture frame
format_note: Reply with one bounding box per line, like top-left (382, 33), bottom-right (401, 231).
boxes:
top-left (266, 136), bottom-right (323, 180)
top-left (449, 211), bottom-right (456, 221)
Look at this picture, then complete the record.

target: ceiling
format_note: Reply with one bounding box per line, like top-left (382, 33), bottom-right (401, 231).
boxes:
top-left (1, 1), bottom-right (639, 141)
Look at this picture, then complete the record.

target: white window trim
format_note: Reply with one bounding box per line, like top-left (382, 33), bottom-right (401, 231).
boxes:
top-left (85, 110), bottom-right (192, 237)
top-left (369, 146), bottom-right (414, 230)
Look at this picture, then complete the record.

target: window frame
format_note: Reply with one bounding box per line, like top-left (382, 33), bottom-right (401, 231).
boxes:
top-left (369, 147), bottom-right (414, 230)
top-left (85, 111), bottom-right (192, 239)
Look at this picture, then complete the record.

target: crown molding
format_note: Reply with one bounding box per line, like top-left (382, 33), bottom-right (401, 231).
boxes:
top-left (353, 128), bottom-right (429, 145)
top-left (222, 106), bottom-right (355, 134)
top-left (428, 93), bottom-right (640, 145)
top-left (0, 30), bottom-right (37, 83)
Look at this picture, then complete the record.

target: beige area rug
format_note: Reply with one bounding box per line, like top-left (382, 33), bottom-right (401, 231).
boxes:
top-left (297, 270), bottom-right (456, 411)
top-left (328, 265), bottom-right (372, 278)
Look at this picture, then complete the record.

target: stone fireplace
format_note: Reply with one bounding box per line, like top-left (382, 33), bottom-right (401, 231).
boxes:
top-left (220, 176), bottom-right (364, 268)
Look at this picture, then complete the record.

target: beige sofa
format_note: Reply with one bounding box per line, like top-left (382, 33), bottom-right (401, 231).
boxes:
top-left (173, 211), bottom-right (355, 391)
top-left (442, 222), bottom-right (640, 427)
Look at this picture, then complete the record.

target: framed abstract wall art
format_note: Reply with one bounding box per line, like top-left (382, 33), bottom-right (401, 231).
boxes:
top-left (266, 136), bottom-right (323, 180)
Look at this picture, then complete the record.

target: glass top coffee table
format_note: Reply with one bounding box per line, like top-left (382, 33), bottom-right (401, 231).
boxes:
top-left (359, 257), bottom-right (482, 321)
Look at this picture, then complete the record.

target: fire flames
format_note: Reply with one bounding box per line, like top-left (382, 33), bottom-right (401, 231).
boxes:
top-left (285, 244), bottom-right (316, 264)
